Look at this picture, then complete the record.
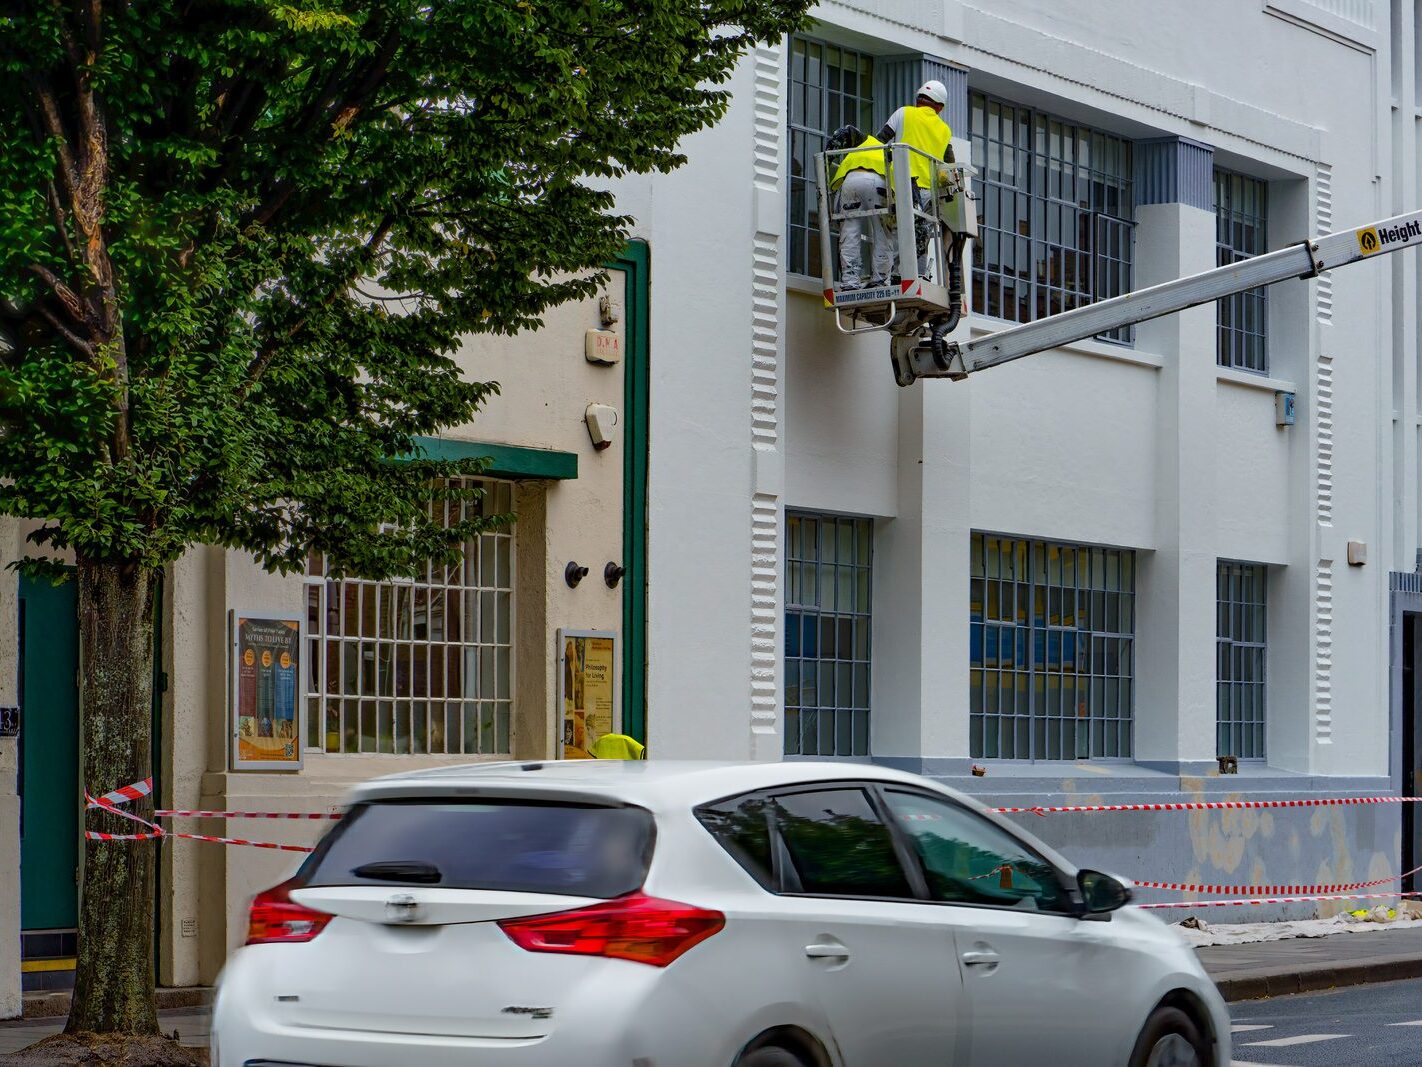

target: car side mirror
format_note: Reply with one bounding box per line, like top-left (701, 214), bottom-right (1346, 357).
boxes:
top-left (1076, 869), bottom-right (1132, 920)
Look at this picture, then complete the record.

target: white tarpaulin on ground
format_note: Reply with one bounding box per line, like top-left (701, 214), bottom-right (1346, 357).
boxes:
top-left (1173, 906), bottom-right (1422, 947)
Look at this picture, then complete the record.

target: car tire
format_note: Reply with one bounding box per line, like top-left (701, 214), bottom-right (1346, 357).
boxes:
top-left (1128, 1006), bottom-right (1210, 1067)
top-left (736, 1047), bottom-right (808, 1067)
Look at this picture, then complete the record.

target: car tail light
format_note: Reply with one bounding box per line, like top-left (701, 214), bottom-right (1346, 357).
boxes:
top-left (246, 878), bottom-right (333, 945)
top-left (498, 892), bottom-right (725, 967)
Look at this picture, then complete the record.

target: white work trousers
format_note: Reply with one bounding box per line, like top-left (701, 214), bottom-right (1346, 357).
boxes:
top-left (836, 170), bottom-right (894, 288)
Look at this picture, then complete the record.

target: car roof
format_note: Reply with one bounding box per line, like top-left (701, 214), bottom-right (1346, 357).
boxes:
top-left (348, 759), bottom-right (947, 811)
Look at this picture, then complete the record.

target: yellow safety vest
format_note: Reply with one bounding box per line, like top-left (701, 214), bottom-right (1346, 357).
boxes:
top-left (899, 106), bottom-right (952, 189)
top-left (831, 135), bottom-right (888, 190)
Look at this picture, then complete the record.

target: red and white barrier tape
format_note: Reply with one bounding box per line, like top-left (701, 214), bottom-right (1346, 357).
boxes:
top-left (1140, 890), bottom-right (1422, 910)
top-left (84, 789), bottom-right (167, 843)
top-left (152, 809), bottom-right (340, 820)
top-left (1133, 862), bottom-right (1422, 897)
top-left (991, 796), bottom-right (1422, 816)
top-left (90, 777), bottom-right (153, 808)
top-left (85, 778), bottom-right (1422, 877)
top-left (88, 778), bottom-right (339, 822)
top-left (85, 829), bottom-right (165, 842)
top-left (85, 783), bottom-right (315, 852)
top-left (86, 791), bottom-right (159, 829)
top-left (92, 778), bottom-right (1422, 822)
top-left (163, 831), bottom-right (313, 854)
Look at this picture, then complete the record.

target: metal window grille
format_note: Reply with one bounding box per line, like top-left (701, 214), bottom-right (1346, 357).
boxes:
top-left (1217, 561), bottom-right (1267, 759)
top-left (970, 533), bottom-right (1136, 760)
top-left (968, 92), bottom-right (1137, 344)
top-left (303, 478), bottom-right (515, 756)
top-left (1215, 170), bottom-right (1269, 372)
top-left (787, 36), bottom-right (876, 277)
top-left (784, 512), bottom-right (873, 756)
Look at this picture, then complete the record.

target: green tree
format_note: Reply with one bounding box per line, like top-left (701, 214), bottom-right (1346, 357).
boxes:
top-left (0, 0), bottom-right (806, 1052)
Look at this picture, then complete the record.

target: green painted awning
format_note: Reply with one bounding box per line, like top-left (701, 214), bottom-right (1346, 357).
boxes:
top-left (407, 435), bottom-right (578, 480)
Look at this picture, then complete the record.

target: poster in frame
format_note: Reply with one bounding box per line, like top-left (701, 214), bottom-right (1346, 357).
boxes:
top-left (230, 610), bottom-right (304, 770)
top-left (557, 629), bottom-right (617, 759)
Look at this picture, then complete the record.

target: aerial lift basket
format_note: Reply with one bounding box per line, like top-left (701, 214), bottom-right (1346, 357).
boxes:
top-left (814, 141), bottom-right (978, 338)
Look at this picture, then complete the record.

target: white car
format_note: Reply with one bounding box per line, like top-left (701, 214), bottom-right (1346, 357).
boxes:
top-left (212, 760), bottom-right (1229, 1067)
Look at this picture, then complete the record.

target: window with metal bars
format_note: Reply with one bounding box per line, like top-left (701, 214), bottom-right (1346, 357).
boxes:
top-left (1217, 561), bottom-right (1267, 759)
top-left (787, 36), bottom-right (876, 277)
top-left (1215, 169), bottom-right (1269, 372)
top-left (303, 478), bottom-right (515, 756)
top-left (784, 512), bottom-right (873, 756)
top-left (970, 533), bottom-right (1136, 760)
top-left (969, 92), bottom-right (1136, 344)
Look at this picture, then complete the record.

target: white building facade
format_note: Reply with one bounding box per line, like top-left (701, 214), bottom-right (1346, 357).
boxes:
top-left (619, 0), bottom-right (1422, 907)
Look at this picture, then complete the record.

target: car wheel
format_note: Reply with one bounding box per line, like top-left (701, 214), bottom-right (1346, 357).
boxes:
top-left (736, 1047), bottom-right (808, 1067)
top-left (1128, 1006), bottom-right (1209, 1067)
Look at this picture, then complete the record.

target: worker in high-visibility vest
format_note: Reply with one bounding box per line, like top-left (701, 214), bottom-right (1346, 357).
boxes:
top-left (875, 80), bottom-right (954, 278)
top-left (827, 126), bottom-right (895, 290)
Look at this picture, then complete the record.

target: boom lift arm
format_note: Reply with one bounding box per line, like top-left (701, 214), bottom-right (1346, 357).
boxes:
top-left (891, 212), bottom-right (1422, 385)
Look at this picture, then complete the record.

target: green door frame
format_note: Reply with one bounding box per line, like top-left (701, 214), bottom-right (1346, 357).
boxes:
top-left (615, 240), bottom-right (650, 744)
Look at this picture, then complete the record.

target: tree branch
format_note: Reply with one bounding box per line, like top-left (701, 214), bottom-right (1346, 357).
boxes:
top-left (240, 215), bottom-right (396, 398)
top-left (33, 303), bottom-right (96, 359)
top-left (249, 27), bottom-right (402, 231)
top-left (44, 0), bottom-right (83, 67)
top-left (46, 180), bottom-right (79, 266)
top-left (25, 75), bottom-right (82, 210)
top-left (27, 263), bottom-right (88, 329)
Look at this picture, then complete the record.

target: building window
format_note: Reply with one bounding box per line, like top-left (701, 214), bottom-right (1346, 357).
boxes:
top-left (970, 533), bottom-right (1136, 760)
top-left (968, 92), bottom-right (1136, 343)
top-left (304, 478), bottom-right (515, 755)
top-left (1217, 561), bottom-right (1267, 759)
top-left (1215, 170), bottom-right (1269, 372)
top-left (787, 36), bottom-right (876, 277)
top-left (785, 512), bottom-right (873, 756)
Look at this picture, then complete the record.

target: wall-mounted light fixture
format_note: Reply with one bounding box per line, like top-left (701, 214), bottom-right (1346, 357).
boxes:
top-left (1274, 391), bottom-right (1296, 427)
top-left (565, 561), bottom-right (590, 588)
top-left (604, 562), bottom-right (625, 588)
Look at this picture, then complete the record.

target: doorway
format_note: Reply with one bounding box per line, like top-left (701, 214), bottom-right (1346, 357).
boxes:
top-left (18, 575), bottom-right (80, 990)
top-left (1405, 612), bottom-right (1421, 894)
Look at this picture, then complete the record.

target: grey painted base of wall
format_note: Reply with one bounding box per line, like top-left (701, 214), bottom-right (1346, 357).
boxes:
top-left (877, 759), bottom-right (1402, 923)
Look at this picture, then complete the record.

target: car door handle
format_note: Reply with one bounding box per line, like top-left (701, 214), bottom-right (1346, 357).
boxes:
top-left (961, 950), bottom-right (1001, 967)
top-left (804, 942), bottom-right (851, 961)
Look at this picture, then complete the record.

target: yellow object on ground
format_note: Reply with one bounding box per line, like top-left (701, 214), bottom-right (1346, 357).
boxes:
top-left (589, 733), bottom-right (646, 760)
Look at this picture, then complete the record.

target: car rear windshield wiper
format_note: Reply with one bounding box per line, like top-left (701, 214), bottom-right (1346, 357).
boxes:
top-left (351, 860), bottom-right (443, 884)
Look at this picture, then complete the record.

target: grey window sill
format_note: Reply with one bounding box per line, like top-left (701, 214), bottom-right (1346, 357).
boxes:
top-left (1216, 365), bottom-right (1297, 393)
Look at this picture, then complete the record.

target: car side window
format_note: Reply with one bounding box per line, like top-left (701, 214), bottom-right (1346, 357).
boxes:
top-left (883, 790), bottom-right (1071, 913)
top-left (771, 788), bottom-right (914, 898)
top-left (696, 794), bottom-right (776, 890)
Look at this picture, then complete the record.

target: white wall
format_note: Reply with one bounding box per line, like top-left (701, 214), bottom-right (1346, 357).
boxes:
top-left (615, 53), bottom-right (774, 759)
top-left (624, 0), bottom-right (1396, 778)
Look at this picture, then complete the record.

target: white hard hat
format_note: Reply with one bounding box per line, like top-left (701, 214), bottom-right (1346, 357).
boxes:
top-left (916, 79), bottom-right (949, 105)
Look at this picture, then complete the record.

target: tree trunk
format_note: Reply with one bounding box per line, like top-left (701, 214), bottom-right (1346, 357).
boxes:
top-left (66, 558), bottom-right (159, 1036)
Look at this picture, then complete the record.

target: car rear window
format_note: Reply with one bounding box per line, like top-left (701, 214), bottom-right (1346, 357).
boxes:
top-left (302, 799), bottom-right (655, 899)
